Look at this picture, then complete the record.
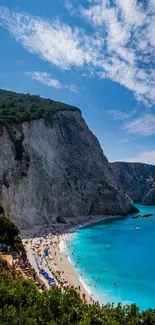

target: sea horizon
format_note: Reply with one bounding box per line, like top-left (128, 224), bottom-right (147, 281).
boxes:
top-left (65, 204), bottom-right (155, 310)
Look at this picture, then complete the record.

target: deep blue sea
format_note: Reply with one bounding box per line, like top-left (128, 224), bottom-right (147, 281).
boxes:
top-left (67, 204), bottom-right (155, 310)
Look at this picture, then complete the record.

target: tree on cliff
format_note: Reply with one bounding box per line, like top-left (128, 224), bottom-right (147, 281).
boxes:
top-left (0, 216), bottom-right (24, 251)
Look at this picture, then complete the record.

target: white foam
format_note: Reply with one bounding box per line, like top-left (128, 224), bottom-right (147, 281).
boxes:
top-left (61, 237), bottom-right (92, 297)
top-left (59, 233), bottom-right (76, 252)
top-left (79, 276), bottom-right (92, 296)
top-left (67, 256), bottom-right (72, 264)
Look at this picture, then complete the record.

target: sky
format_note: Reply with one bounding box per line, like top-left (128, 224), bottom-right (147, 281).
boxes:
top-left (0, 0), bottom-right (155, 164)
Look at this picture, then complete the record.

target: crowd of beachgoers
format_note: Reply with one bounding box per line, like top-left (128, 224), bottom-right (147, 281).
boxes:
top-left (23, 230), bottom-right (92, 302)
top-left (24, 234), bottom-right (71, 289)
top-left (22, 214), bottom-right (124, 303)
top-left (22, 215), bottom-right (108, 302)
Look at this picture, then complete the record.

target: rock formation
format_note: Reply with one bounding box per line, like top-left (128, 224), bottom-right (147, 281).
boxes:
top-left (0, 90), bottom-right (137, 231)
top-left (143, 188), bottom-right (155, 205)
top-left (111, 162), bottom-right (155, 204)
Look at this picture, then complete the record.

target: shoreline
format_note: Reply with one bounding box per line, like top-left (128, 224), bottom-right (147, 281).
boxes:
top-left (56, 213), bottom-right (125, 304)
top-left (22, 213), bottom-right (126, 304)
top-left (58, 233), bottom-right (94, 301)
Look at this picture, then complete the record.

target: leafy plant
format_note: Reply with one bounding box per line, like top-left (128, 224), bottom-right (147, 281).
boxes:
top-left (0, 216), bottom-right (24, 252)
top-left (0, 259), bottom-right (155, 325)
top-left (0, 90), bottom-right (80, 124)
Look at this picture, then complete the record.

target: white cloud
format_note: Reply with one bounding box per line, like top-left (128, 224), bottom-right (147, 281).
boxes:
top-left (116, 0), bottom-right (145, 26)
top-left (147, 16), bottom-right (155, 47)
top-left (116, 47), bottom-right (135, 65)
top-left (64, 0), bottom-right (79, 14)
top-left (0, 3), bottom-right (155, 105)
top-left (122, 150), bottom-right (155, 165)
top-left (108, 109), bottom-right (130, 120)
top-left (79, 0), bottom-right (155, 104)
top-left (122, 113), bottom-right (155, 136)
top-left (64, 0), bottom-right (73, 11)
top-left (0, 6), bottom-right (98, 70)
top-left (26, 71), bottom-right (77, 92)
top-left (118, 137), bottom-right (137, 143)
top-left (27, 71), bottom-right (61, 89)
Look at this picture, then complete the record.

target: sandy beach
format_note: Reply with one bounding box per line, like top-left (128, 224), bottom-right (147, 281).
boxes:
top-left (22, 213), bottom-right (125, 304)
top-left (50, 233), bottom-right (93, 303)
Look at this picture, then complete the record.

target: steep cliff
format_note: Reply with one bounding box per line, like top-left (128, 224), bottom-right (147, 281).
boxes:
top-left (0, 90), bottom-right (137, 231)
top-left (111, 162), bottom-right (155, 204)
top-left (143, 188), bottom-right (155, 205)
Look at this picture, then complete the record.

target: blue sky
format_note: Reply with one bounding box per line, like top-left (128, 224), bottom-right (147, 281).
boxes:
top-left (0, 0), bottom-right (155, 164)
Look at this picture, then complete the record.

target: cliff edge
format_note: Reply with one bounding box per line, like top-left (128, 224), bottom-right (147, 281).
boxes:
top-left (0, 90), bottom-right (137, 231)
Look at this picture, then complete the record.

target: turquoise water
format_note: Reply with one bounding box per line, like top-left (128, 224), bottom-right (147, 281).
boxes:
top-left (67, 204), bottom-right (155, 310)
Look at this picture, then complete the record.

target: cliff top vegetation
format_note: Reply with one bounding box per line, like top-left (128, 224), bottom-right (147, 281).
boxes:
top-left (0, 89), bottom-right (79, 124)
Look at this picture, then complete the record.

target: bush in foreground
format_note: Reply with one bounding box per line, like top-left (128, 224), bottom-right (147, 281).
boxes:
top-left (0, 263), bottom-right (155, 325)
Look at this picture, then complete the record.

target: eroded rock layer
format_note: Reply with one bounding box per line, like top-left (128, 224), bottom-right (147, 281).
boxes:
top-left (111, 162), bottom-right (155, 204)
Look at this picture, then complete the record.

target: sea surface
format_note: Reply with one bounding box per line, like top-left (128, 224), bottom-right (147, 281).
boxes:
top-left (67, 204), bottom-right (155, 310)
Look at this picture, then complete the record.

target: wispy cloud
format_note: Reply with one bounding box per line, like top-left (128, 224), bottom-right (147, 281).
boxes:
top-left (0, 6), bottom-right (98, 70)
top-left (122, 150), bottom-right (155, 165)
top-left (0, 4), bottom-right (155, 105)
top-left (26, 71), bottom-right (77, 92)
top-left (122, 113), bottom-right (155, 136)
top-left (64, 0), bottom-right (73, 11)
top-left (108, 109), bottom-right (130, 120)
top-left (118, 137), bottom-right (137, 144)
top-left (79, 0), bottom-right (155, 105)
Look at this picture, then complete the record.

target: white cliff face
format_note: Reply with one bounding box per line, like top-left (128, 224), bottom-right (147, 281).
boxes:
top-left (0, 111), bottom-right (136, 230)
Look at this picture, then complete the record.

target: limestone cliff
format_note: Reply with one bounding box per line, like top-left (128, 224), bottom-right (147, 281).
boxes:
top-left (0, 92), bottom-right (137, 231)
top-left (111, 162), bottom-right (155, 204)
top-left (143, 188), bottom-right (155, 205)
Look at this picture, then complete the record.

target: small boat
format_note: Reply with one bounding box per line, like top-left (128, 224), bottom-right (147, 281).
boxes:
top-left (131, 226), bottom-right (139, 230)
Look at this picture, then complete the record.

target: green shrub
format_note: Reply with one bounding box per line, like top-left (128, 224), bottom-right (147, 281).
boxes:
top-left (0, 90), bottom-right (80, 124)
top-left (0, 216), bottom-right (25, 252)
top-left (0, 263), bottom-right (155, 325)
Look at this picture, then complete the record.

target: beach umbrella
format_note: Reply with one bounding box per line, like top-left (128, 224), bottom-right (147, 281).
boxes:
top-left (63, 283), bottom-right (68, 287)
top-left (43, 242), bottom-right (48, 246)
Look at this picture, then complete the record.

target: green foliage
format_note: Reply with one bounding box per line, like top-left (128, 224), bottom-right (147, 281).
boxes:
top-left (0, 216), bottom-right (24, 251)
top-left (0, 216), bottom-right (19, 244)
top-left (0, 89), bottom-right (80, 124)
top-left (0, 263), bottom-right (155, 325)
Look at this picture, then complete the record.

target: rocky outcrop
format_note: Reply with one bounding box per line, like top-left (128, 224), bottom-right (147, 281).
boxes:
top-left (0, 105), bottom-right (137, 231)
top-left (143, 188), bottom-right (155, 205)
top-left (111, 162), bottom-right (155, 203)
